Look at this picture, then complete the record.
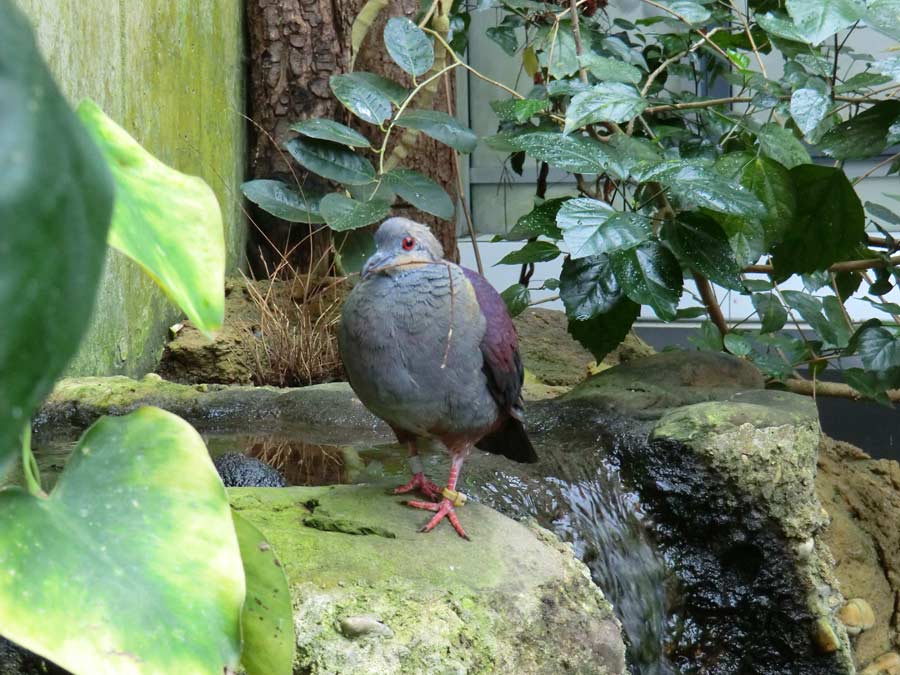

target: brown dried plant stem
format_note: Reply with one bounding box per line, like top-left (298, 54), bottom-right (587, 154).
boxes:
top-left (782, 378), bottom-right (900, 403)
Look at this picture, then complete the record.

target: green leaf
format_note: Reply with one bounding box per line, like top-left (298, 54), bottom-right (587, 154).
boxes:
top-left (610, 242), bottom-right (683, 321)
top-left (663, 0), bottom-right (712, 23)
top-left (495, 241), bottom-right (559, 265)
top-left (78, 99), bottom-right (225, 338)
top-left (844, 367), bottom-right (894, 406)
top-left (486, 25), bottom-right (519, 56)
top-left (835, 71), bottom-right (892, 93)
top-left (608, 133), bottom-right (664, 178)
top-left (823, 295), bottom-right (852, 348)
top-left (756, 11), bottom-right (811, 43)
top-left (790, 86), bottom-right (830, 136)
top-left (757, 123), bottom-right (812, 168)
top-left (781, 290), bottom-right (842, 345)
top-left (863, 0), bottom-right (900, 40)
top-left (818, 101), bottom-right (900, 160)
top-left (501, 283), bottom-right (531, 317)
top-left (285, 137), bottom-right (376, 185)
top-left (864, 297), bottom-right (900, 315)
top-left (320, 193), bottom-right (391, 231)
top-left (384, 169), bottom-right (454, 219)
top-left (855, 325), bottom-right (900, 370)
top-left (690, 321), bottom-right (725, 352)
top-left (664, 214), bottom-right (744, 291)
top-left (0, 6), bottom-right (113, 469)
top-left (568, 297), bottom-right (641, 361)
top-left (537, 23), bottom-right (580, 78)
top-left (564, 83), bottom-right (647, 133)
top-left (578, 54), bottom-right (642, 84)
top-left (490, 98), bottom-right (551, 123)
top-left (786, 0), bottom-right (866, 44)
top-left (657, 165), bottom-right (765, 218)
top-left (330, 73), bottom-right (402, 125)
top-left (870, 57), bottom-right (900, 82)
top-left (556, 198), bottom-right (651, 259)
top-left (724, 333), bottom-right (752, 357)
top-left (395, 110), bottom-right (478, 153)
top-left (384, 17), bottom-right (434, 77)
top-left (334, 229), bottom-right (377, 275)
top-left (772, 165), bottom-right (865, 275)
top-left (559, 254), bottom-right (621, 319)
top-left (715, 153), bottom-right (796, 250)
top-left (505, 198), bottom-right (567, 240)
top-left (0, 408), bottom-right (243, 674)
top-left (865, 201), bottom-right (900, 226)
top-left (752, 294), bottom-right (788, 333)
top-left (498, 131), bottom-right (615, 173)
top-left (289, 119), bottom-right (371, 148)
top-left (233, 512), bottom-right (295, 675)
top-left (240, 179), bottom-right (324, 223)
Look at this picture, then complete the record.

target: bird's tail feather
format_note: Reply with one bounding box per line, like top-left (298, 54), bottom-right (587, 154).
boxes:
top-left (476, 416), bottom-right (538, 463)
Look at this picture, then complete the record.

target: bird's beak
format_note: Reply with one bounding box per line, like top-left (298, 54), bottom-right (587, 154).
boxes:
top-left (361, 251), bottom-right (392, 278)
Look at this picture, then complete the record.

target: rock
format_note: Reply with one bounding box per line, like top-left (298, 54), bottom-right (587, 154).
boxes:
top-left (213, 452), bottom-right (287, 487)
top-left (817, 436), bottom-right (900, 666)
top-left (862, 652), bottom-right (900, 675)
top-left (565, 349), bottom-right (765, 417)
top-left (230, 484), bottom-right (626, 675)
top-left (0, 637), bottom-right (69, 675)
top-left (838, 598), bottom-right (876, 636)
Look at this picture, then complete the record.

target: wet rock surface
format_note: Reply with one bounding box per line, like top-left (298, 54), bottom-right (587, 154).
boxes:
top-left (230, 485), bottom-right (626, 675)
top-left (213, 451), bottom-right (287, 487)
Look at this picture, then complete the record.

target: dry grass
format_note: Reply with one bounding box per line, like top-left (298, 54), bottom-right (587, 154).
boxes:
top-left (243, 240), bottom-right (347, 387)
top-left (246, 435), bottom-right (345, 485)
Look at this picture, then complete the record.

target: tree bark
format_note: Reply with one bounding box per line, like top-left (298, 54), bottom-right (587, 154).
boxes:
top-left (245, 0), bottom-right (459, 277)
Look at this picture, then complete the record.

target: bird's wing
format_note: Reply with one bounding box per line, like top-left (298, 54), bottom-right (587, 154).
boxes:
top-left (461, 266), bottom-right (525, 419)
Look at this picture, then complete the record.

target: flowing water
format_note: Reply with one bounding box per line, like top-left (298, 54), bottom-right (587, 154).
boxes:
top-left (21, 419), bottom-right (676, 674)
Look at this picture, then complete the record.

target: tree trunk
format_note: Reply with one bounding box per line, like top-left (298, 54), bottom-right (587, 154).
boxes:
top-left (245, 0), bottom-right (459, 277)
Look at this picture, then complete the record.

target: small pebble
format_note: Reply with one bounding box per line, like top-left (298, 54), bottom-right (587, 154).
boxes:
top-left (811, 618), bottom-right (839, 653)
top-left (837, 598), bottom-right (875, 636)
top-left (339, 615), bottom-right (393, 639)
top-left (861, 652), bottom-right (900, 675)
top-left (794, 537), bottom-right (815, 559)
top-left (142, 372), bottom-right (163, 382)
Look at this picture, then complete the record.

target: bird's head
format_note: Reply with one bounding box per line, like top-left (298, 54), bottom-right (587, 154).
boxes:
top-left (361, 217), bottom-right (445, 278)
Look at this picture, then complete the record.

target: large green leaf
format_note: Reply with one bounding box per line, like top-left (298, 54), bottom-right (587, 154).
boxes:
top-left (559, 254), bottom-right (621, 319)
top-left (772, 165), bottom-right (865, 275)
top-left (496, 240), bottom-right (560, 265)
top-left (289, 119), bottom-right (371, 148)
top-left (0, 4), bottom-right (113, 469)
top-left (556, 198), bottom-right (651, 259)
top-left (781, 290), bottom-right (843, 345)
top-left (786, 0), bottom-right (866, 44)
top-left (384, 17), bottom-right (434, 77)
top-left (610, 242), bottom-right (683, 321)
top-left (384, 168), bottom-right (454, 219)
top-left (579, 54), bottom-right (642, 84)
top-left (334, 230), bottom-right (377, 275)
top-left (233, 512), bottom-right (295, 675)
top-left (664, 214), bottom-right (744, 291)
top-left (855, 324), bottom-right (900, 371)
top-left (0, 408), bottom-right (244, 674)
top-left (756, 11), bottom-right (811, 43)
top-left (330, 73), bottom-right (402, 125)
top-left (568, 297), bottom-right (641, 360)
top-left (240, 179), bottom-right (324, 223)
top-left (757, 123), bottom-right (812, 168)
top-left (505, 198), bottom-right (567, 240)
top-left (657, 165), bottom-right (765, 218)
top-left (490, 98), bottom-right (551, 124)
top-left (498, 131), bottom-right (615, 174)
top-left (563, 83), bottom-right (647, 133)
top-left (818, 101), bottom-right (900, 160)
top-left (320, 193), bottom-right (391, 231)
top-left (78, 99), bottom-right (225, 338)
top-left (395, 110), bottom-right (478, 153)
top-left (285, 137), bottom-right (376, 185)
top-left (865, 0), bottom-right (900, 39)
top-left (501, 283), bottom-right (532, 317)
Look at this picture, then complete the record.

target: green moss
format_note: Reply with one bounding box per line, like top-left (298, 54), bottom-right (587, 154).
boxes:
top-left (17, 0), bottom-right (246, 377)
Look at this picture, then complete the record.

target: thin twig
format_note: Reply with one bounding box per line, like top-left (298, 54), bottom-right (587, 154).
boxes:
top-left (568, 0), bottom-right (589, 85)
top-left (743, 255), bottom-right (900, 274)
top-left (852, 150), bottom-right (900, 185)
top-left (693, 272), bottom-right (728, 336)
top-left (782, 377), bottom-right (900, 402)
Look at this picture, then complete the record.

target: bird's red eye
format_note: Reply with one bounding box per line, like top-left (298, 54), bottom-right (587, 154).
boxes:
top-left (401, 236), bottom-right (415, 251)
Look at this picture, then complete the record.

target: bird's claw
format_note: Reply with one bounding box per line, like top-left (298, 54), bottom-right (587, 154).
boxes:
top-left (393, 472), bottom-right (442, 500)
top-left (406, 498), bottom-right (470, 540)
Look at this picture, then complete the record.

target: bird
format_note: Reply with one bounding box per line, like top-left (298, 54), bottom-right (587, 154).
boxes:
top-left (338, 217), bottom-right (538, 539)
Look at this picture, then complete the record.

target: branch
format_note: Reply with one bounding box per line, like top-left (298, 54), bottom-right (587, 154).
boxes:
top-left (644, 94), bottom-right (892, 115)
top-left (743, 255), bottom-right (900, 275)
top-left (568, 0), bottom-right (589, 85)
top-left (693, 272), bottom-right (728, 336)
top-left (781, 378), bottom-right (900, 403)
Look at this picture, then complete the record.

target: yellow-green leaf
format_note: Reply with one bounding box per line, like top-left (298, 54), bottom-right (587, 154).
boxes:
top-left (76, 99), bottom-right (226, 338)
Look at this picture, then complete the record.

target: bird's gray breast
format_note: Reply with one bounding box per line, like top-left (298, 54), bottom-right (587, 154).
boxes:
top-left (339, 264), bottom-right (498, 437)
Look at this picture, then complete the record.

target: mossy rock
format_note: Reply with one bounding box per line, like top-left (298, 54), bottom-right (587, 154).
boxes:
top-left (230, 484), bottom-right (626, 675)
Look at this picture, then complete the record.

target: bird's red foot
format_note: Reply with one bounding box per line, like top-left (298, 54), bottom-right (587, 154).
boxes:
top-left (393, 472), bottom-right (442, 500)
top-left (406, 497), bottom-right (470, 540)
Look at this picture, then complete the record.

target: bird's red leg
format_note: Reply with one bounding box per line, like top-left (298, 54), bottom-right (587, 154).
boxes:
top-left (393, 440), bottom-right (441, 500)
top-left (407, 452), bottom-right (470, 540)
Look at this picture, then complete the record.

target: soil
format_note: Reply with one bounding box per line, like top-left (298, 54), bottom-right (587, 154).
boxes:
top-left (817, 436), bottom-right (900, 669)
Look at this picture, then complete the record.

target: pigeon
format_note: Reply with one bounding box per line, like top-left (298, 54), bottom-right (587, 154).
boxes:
top-left (338, 217), bottom-right (537, 539)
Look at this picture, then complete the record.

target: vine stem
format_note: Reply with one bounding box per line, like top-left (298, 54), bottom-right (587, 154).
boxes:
top-left (21, 425), bottom-right (45, 498)
top-left (782, 377), bottom-right (900, 402)
top-left (693, 272), bottom-right (728, 336)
